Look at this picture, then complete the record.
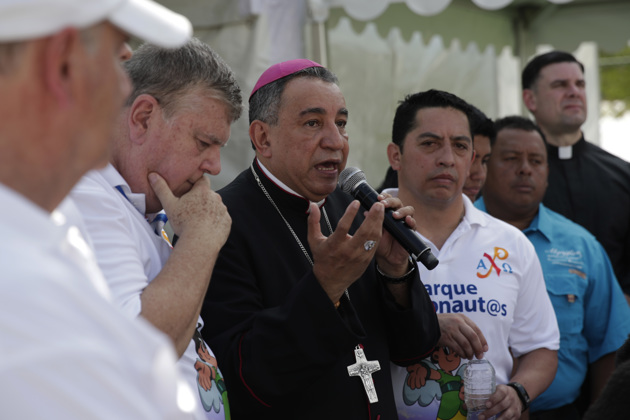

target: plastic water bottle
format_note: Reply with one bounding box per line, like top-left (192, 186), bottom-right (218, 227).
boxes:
top-left (464, 358), bottom-right (496, 420)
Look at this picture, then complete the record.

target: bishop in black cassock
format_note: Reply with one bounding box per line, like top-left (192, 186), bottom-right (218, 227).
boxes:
top-left (201, 159), bottom-right (440, 419)
top-left (201, 57), bottom-right (439, 419)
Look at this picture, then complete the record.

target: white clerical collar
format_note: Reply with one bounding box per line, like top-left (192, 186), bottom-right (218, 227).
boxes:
top-left (256, 159), bottom-right (326, 208)
top-left (558, 146), bottom-right (572, 160)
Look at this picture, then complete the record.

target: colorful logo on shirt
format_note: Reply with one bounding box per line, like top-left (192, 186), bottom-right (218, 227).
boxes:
top-left (399, 347), bottom-right (468, 420)
top-left (476, 247), bottom-right (511, 278)
top-left (193, 329), bottom-right (230, 419)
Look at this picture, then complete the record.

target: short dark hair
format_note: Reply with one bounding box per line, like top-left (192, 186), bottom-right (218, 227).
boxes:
top-left (494, 115), bottom-right (547, 145)
top-left (123, 37), bottom-right (242, 122)
top-left (521, 50), bottom-right (585, 90)
top-left (249, 66), bottom-right (338, 126)
top-left (469, 105), bottom-right (496, 145)
top-left (392, 89), bottom-right (474, 152)
top-left (377, 166), bottom-right (398, 192)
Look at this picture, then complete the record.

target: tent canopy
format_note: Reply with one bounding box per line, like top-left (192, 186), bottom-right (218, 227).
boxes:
top-left (318, 0), bottom-right (630, 57)
top-left (160, 0), bottom-right (630, 56)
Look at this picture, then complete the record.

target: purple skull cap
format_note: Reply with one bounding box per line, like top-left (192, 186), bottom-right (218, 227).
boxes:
top-left (249, 59), bottom-right (323, 101)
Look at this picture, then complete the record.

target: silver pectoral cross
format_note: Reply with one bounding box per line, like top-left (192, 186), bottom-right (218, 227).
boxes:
top-left (347, 345), bottom-right (381, 403)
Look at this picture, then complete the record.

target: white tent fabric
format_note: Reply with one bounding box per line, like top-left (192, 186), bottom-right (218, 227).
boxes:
top-left (328, 19), bottom-right (501, 183)
top-left (321, 0), bottom-right (574, 21)
top-left (326, 17), bottom-right (601, 185)
top-left (154, 0), bottom-right (624, 189)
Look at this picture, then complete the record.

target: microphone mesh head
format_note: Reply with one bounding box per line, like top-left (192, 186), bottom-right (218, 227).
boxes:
top-left (339, 167), bottom-right (366, 194)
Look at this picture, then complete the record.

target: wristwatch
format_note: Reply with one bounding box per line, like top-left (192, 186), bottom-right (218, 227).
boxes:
top-left (376, 256), bottom-right (416, 284)
top-left (507, 382), bottom-right (530, 412)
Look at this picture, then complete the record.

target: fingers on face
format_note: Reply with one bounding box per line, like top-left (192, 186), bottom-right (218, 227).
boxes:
top-left (148, 172), bottom-right (173, 202)
top-left (196, 174), bottom-right (211, 188)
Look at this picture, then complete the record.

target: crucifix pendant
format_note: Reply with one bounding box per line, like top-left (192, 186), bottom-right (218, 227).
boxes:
top-left (347, 345), bottom-right (381, 403)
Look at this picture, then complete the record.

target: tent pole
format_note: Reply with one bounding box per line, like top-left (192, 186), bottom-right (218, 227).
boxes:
top-left (308, 20), bottom-right (329, 67)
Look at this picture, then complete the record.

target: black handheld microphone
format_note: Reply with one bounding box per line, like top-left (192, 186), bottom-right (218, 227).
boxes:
top-left (338, 167), bottom-right (439, 270)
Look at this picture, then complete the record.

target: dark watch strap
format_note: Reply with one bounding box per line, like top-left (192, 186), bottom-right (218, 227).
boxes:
top-left (376, 256), bottom-right (416, 284)
top-left (507, 382), bottom-right (530, 412)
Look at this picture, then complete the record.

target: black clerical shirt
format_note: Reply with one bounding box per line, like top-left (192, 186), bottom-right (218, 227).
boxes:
top-left (543, 136), bottom-right (630, 294)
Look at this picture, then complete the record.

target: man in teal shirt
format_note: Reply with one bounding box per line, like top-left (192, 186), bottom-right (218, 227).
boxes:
top-left (476, 116), bottom-right (630, 420)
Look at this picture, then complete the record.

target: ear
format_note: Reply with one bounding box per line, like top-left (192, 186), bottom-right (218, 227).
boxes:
top-left (523, 89), bottom-right (536, 113)
top-left (249, 120), bottom-right (272, 158)
top-left (387, 142), bottom-right (402, 170)
top-left (128, 94), bottom-right (160, 145)
top-left (466, 149), bottom-right (474, 179)
top-left (42, 28), bottom-right (80, 109)
top-left (119, 42), bottom-right (133, 62)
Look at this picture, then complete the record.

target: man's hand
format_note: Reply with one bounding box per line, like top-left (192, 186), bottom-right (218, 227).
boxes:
top-left (308, 200), bottom-right (384, 304)
top-left (477, 384), bottom-right (522, 420)
top-left (142, 172), bottom-right (231, 356)
top-left (148, 172), bottom-right (231, 248)
top-left (438, 313), bottom-right (488, 360)
top-left (373, 193), bottom-right (417, 277)
top-left (480, 348), bottom-right (557, 420)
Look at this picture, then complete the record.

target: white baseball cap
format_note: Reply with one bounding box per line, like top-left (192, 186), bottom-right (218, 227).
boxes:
top-left (0, 0), bottom-right (192, 48)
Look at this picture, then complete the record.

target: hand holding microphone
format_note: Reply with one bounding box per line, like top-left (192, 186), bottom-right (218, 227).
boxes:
top-left (338, 167), bottom-right (439, 270)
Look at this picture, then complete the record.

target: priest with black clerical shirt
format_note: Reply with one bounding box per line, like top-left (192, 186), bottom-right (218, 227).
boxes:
top-left (522, 51), bottom-right (630, 303)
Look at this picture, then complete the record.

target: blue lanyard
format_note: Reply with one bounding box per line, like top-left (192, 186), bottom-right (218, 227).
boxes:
top-left (114, 185), bottom-right (167, 236)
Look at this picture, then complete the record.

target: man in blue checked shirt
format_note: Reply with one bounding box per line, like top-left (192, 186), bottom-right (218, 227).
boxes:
top-left (476, 115), bottom-right (630, 420)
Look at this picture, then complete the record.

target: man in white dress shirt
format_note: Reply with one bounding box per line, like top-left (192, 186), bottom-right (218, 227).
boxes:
top-left (0, 0), bottom-right (200, 418)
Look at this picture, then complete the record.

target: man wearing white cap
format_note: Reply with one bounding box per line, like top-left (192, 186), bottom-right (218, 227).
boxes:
top-left (201, 59), bottom-right (440, 419)
top-left (0, 0), bottom-right (197, 418)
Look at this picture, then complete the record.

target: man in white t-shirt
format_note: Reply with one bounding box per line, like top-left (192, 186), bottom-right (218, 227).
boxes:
top-left (0, 0), bottom-right (197, 418)
top-left (385, 89), bottom-right (560, 420)
top-left (70, 38), bottom-right (242, 420)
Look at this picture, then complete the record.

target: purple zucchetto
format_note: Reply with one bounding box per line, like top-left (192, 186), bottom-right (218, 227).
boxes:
top-left (249, 59), bottom-right (323, 101)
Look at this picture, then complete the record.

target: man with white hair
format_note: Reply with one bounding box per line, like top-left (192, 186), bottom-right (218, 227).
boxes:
top-left (0, 0), bottom-right (198, 418)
